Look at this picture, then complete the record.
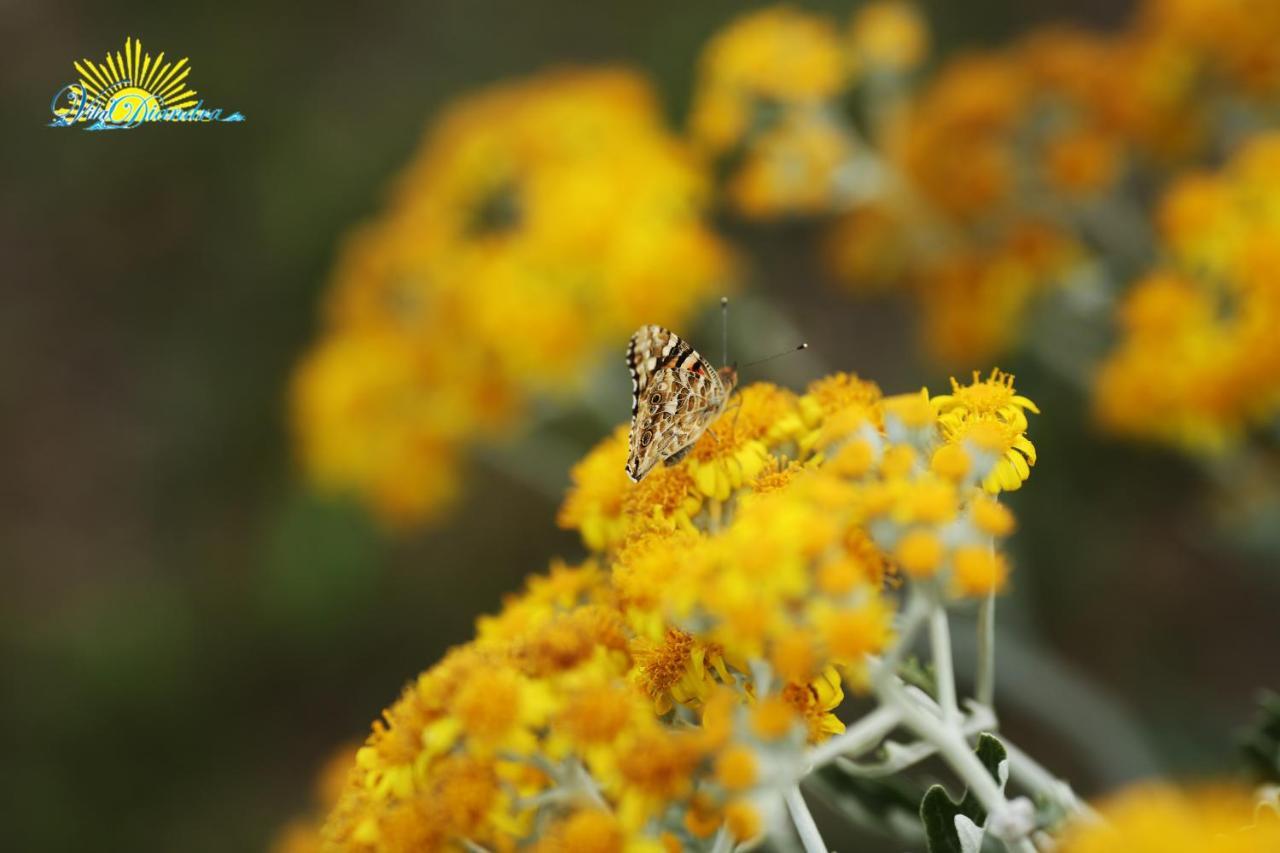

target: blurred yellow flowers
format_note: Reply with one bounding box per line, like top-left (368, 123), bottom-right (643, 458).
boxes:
top-left (823, 0), bottom-right (1280, 370)
top-left (1058, 782), bottom-right (1280, 853)
top-left (689, 4), bottom-right (928, 218)
top-left (312, 368), bottom-right (1038, 850)
top-left (1095, 133), bottom-right (1280, 452)
top-left (291, 69), bottom-right (730, 525)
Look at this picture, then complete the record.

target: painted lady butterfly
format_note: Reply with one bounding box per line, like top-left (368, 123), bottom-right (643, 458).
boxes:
top-left (625, 325), bottom-right (737, 482)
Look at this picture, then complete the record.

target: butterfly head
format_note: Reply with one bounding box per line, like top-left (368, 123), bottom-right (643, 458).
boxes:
top-left (718, 365), bottom-right (738, 393)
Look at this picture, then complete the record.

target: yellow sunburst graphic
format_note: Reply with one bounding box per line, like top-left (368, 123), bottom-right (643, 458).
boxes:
top-left (58, 36), bottom-right (199, 124)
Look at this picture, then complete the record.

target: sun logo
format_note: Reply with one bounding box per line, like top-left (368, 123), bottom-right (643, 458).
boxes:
top-left (50, 36), bottom-right (243, 130)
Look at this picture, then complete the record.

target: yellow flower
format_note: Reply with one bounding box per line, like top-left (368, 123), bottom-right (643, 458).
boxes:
top-left (690, 6), bottom-right (849, 155)
top-left (449, 667), bottom-right (554, 751)
top-left (1058, 782), bottom-right (1280, 852)
top-left (1043, 126), bottom-right (1122, 196)
top-left (782, 666), bottom-right (847, 741)
top-left (290, 330), bottom-right (470, 527)
top-left (685, 383), bottom-right (800, 501)
top-left (537, 809), bottom-right (624, 853)
top-left (750, 693), bottom-right (803, 741)
top-left (714, 745), bottom-right (760, 791)
top-left (724, 799), bottom-right (764, 842)
top-left (849, 1), bottom-right (930, 72)
top-left (727, 111), bottom-right (859, 217)
top-left (898, 53), bottom-right (1028, 219)
top-left (951, 545), bottom-right (1010, 596)
top-left (554, 682), bottom-right (637, 748)
top-left (630, 628), bottom-right (727, 713)
top-left (819, 599), bottom-right (895, 662)
top-left (558, 426), bottom-right (634, 551)
top-left (610, 727), bottom-right (706, 826)
top-left (894, 529), bottom-right (944, 578)
top-left (689, 6), bottom-right (863, 217)
top-left (933, 369), bottom-right (1039, 493)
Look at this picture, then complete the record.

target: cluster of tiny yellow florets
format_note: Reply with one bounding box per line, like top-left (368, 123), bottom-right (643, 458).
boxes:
top-left (312, 369), bottom-right (1036, 851)
top-left (1094, 133), bottom-right (1280, 452)
top-left (290, 69), bottom-right (729, 525)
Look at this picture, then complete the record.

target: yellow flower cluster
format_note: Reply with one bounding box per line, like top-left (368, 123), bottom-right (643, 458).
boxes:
top-left (1095, 134), bottom-right (1280, 452)
top-left (821, 0), bottom-right (1280, 364)
top-left (291, 69), bottom-right (730, 525)
top-left (1058, 782), bottom-right (1280, 853)
top-left (689, 3), bottom-right (928, 218)
top-left (317, 369), bottom-right (1037, 850)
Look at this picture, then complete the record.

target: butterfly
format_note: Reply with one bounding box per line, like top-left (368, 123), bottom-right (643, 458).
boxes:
top-left (625, 325), bottom-right (738, 482)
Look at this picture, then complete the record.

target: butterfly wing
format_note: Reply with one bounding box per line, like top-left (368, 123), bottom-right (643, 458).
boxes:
top-left (626, 326), bottom-right (728, 482)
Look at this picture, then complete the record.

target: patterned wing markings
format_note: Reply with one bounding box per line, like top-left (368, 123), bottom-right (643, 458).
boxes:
top-left (625, 326), bottom-right (733, 482)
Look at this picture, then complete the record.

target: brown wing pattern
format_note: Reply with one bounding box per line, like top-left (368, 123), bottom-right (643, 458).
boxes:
top-left (625, 326), bottom-right (729, 482)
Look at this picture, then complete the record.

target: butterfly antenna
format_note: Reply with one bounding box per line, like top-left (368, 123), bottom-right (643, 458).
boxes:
top-left (741, 342), bottom-right (809, 370)
top-left (720, 296), bottom-right (730, 366)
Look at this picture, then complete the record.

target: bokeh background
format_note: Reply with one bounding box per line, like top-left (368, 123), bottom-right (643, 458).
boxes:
top-left (4, 1), bottom-right (1277, 850)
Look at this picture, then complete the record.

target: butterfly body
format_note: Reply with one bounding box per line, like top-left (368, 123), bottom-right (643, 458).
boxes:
top-left (625, 325), bottom-right (737, 482)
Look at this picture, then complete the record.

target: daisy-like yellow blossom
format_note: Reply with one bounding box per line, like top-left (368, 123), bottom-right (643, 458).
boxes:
top-left (933, 369), bottom-right (1039, 493)
top-left (1058, 782), bottom-right (1280, 852)
top-left (315, 369), bottom-right (1038, 850)
top-left (293, 68), bottom-right (729, 525)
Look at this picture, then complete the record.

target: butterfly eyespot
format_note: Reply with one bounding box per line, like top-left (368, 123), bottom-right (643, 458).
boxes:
top-left (641, 430), bottom-right (653, 447)
top-left (649, 393), bottom-right (661, 406)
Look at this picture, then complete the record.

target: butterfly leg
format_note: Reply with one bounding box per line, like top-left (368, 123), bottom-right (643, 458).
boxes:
top-left (727, 396), bottom-right (745, 436)
top-left (664, 444), bottom-right (695, 466)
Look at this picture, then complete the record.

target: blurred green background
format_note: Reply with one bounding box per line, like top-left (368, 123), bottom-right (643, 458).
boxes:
top-left (5, 1), bottom-right (1276, 850)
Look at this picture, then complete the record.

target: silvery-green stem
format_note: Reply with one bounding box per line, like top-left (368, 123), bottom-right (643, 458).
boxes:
top-left (877, 675), bottom-right (1003, 808)
top-left (976, 591), bottom-right (996, 709)
top-left (875, 674), bottom-right (1036, 853)
top-left (882, 590), bottom-right (930, 674)
top-left (785, 785), bottom-right (829, 853)
top-left (836, 702), bottom-right (996, 777)
top-left (709, 826), bottom-right (734, 853)
top-left (930, 603), bottom-right (960, 726)
top-left (804, 704), bottom-right (901, 769)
